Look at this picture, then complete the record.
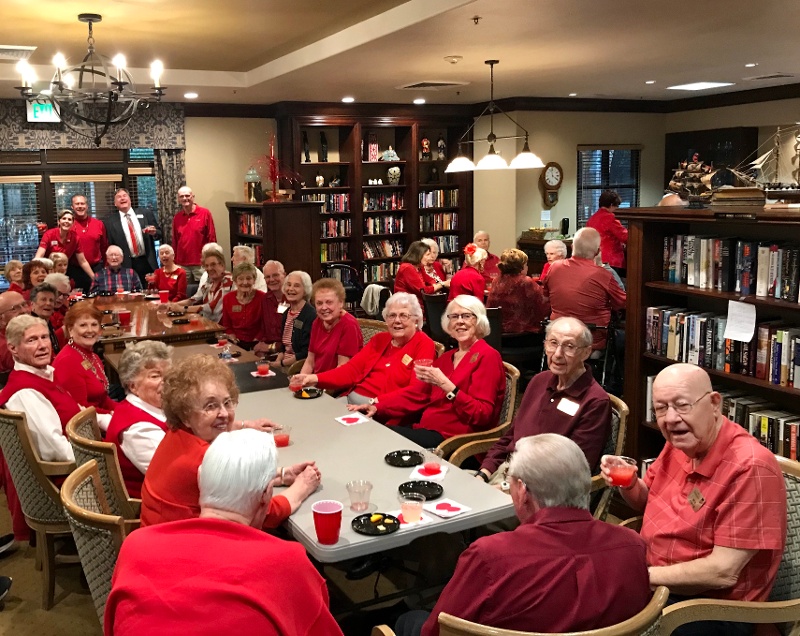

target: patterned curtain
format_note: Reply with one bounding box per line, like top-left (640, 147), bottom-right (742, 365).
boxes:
top-left (154, 149), bottom-right (185, 244)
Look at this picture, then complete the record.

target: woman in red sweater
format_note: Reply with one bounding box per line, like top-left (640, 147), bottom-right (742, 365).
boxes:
top-left (586, 189), bottom-right (627, 274)
top-left (447, 243), bottom-right (487, 300)
top-left (221, 262), bottom-right (265, 350)
top-left (148, 244), bottom-right (187, 301)
top-left (394, 241), bottom-right (449, 307)
top-left (487, 248), bottom-right (549, 333)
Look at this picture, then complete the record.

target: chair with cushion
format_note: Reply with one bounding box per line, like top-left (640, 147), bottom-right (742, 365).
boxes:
top-left (61, 459), bottom-right (139, 624)
top-left (358, 318), bottom-right (389, 345)
top-left (0, 409), bottom-right (76, 609)
top-left (437, 362), bottom-right (519, 461)
top-left (371, 585), bottom-right (669, 636)
top-left (659, 455), bottom-right (800, 636)
top-left (65, 408), bottom-right (140, 520)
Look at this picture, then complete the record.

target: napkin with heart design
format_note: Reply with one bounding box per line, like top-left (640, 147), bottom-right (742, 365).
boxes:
top-left (250, 370), bottom-right (276, 378)
top-left (386, 509), bottom-right (433, 529)
top-left (409, 464), bottom-right (448, 481)
top-left (423, 498), bottom-right (471, 518)
top-left (335, 413), bottom-right (369, 426)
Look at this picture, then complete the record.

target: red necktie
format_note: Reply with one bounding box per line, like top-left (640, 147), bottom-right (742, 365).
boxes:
top-left (126, 213), bottom-right (140, 256)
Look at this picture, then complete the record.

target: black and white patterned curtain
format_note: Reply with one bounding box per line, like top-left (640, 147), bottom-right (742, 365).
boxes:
top-left (154, 149), bottom-right (186, 242)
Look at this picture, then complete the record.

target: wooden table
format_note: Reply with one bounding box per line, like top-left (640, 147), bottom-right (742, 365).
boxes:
top-left (235, 389), bottom-right (515, 563)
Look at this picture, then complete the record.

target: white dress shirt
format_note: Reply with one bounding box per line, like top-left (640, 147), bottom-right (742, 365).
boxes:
top-left (119, 394), bottom-right (167, 474)
top-left (118, 208), bottom-right (145, 256)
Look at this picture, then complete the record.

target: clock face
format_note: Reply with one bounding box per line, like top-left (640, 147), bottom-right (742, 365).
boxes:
top-left (544, 165), bottom-right (562, 187)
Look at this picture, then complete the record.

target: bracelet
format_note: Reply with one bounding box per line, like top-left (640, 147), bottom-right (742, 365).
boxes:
top-left (281, 466), bottom-right (286, 485)
top-left (239, 421), bottom-right (245, 430)
top-left (477, 470), bottom-right (490, 483)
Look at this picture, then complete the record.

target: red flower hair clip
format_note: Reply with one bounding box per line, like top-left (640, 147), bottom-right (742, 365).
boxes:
top-left (464, 243), bottom-right (477, 256)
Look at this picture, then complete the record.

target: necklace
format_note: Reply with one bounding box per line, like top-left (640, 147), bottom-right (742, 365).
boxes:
top-left (68, 342), bottom-right (109, 390)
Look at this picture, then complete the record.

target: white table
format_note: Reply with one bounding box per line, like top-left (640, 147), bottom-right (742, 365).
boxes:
top-left (236, 389), bottom-right (515, 563)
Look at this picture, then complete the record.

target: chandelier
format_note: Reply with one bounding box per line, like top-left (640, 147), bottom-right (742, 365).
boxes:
top-left (445, 60), bottom-right (544, 172)
top-left (15, 13), bottom-right (166, 146)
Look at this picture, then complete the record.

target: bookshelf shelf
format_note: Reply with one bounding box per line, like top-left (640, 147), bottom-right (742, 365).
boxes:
top-left (645, 281), bottom-right (800, 311)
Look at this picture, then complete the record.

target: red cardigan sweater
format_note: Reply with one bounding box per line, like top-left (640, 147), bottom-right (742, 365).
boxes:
top-left (448, 265), bottom-right (485, 301)
top-left (52, 343), bottom-right (117, 414)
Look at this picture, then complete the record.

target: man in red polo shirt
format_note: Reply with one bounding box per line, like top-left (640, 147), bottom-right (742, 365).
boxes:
top-left (603, 364), bottom-right (786, 636)
top-left (172, 186), bottom-right (216, 284)
top-left (71, 193), bottom-right (108, 275)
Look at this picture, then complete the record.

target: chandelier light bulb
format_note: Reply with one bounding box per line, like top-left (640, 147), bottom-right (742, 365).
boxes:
top-left (52, 53), bottom-right (67, 70)
top-left (150, 60), bottom-right (163, 87)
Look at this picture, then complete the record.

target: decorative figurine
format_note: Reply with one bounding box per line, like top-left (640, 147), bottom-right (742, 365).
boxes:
top-left (437, 134), bottom-right (446, 160)
top-left (368, 133), bottom-right (379, 161)
top-left (427, 165), bottom-right (440, 184)
top-left (315, 172), bottom-right (325, 187)
top-left (421, 133), bottom-right (431, 161)
top-left (303, 131), bottom-right (310, 162)
top-left (319, 132), bottom-right (328, 162)
top-left (387, 166), bottom-right (401, 185)
top-left (329, 175), bottom-right (341, 187)
top-left (381, 145), bottom-right (400, 161)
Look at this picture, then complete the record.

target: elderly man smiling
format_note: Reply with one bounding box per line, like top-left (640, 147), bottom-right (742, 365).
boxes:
top-left (602, 363), bottom-right (786, 636)
top-left (91, 245), bottom-right (143, 294)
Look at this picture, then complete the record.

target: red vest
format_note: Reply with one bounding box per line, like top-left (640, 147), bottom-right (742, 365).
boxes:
top-left (106, 399), bottom-right (168, 498)
top-left (0, 368), bottom-right (82, 435)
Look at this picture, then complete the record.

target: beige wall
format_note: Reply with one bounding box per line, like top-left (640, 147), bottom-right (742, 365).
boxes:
top-left (184, 117), bottom-right (277, 257)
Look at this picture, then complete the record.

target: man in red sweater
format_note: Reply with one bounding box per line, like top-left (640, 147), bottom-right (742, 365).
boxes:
top-left (172, 186), bottom-right (217, 284)
top-left (106, 429), bottom-right (343, 636)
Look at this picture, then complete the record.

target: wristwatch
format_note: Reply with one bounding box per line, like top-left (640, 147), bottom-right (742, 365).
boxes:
top-left (476, 470), bottom-right (490, 483)
top-left (368, 397), bottom-right (379, 405)
top-left (445, 387), bottom-right (459, 401)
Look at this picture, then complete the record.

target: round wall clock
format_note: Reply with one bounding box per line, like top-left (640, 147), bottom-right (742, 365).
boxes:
top-left (540, 161), bottom-right (563, 208)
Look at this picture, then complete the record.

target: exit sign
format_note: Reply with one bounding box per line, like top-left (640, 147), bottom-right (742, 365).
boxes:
top-left (26, 101), bottom-right (61, 123)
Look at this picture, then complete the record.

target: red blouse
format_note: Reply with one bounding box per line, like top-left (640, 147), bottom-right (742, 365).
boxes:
top-left (448, 265), bottom-right (485, 301)
top-left (487, 274), bottom-right (549, 333)
top-left (38, 227), bottom-right (82, 261)
top-left (52, 343), bottom-right (116, 414)
top-left (221, 290), bottom-right (266, 343)
top-left (151, 266), bottom-right (187, 301)
top-left (419, 261), bottom-right (447, 286)
top-left (586, 207), bottom-right (628, 269)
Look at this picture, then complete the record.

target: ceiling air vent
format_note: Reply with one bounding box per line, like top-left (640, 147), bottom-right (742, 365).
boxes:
top-left (0, 45), bottom-right (36, 62)
top-left (397, 80), bottom-right (469, 91)
top-left (743, 72), bottom-right (794, 81)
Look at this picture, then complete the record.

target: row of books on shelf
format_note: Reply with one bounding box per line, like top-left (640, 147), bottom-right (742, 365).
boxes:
top-left (645, 378), bottom-right (800, 458)
top-left (430, 235), bottom-right (459, 254)
top-left (321, 242), bottom-right (349, 262)
top-left (364, 215), bottom-right (404, 234)
top-left (419, 189), bottom-right (458, 208)
top-left (363, 239), bottom-right (404, 259)
top-left (646, 306), bottom-right (800, 387)
top-left (237, 213), bottom-right (263, 236)
top-left (419, 212), bottom-right (458, 232)
top-left (364, 262), bottom-right (399, 283)
top-left (321, 218), bottom-right (351, 238)
top-left (235, 242), bottom-right (263, 268)
top-left (663, 234), bottom-right (800, 300)
top-left (363, 193), bottom-right (404, 211)
top-left (302, 193), bottom-right (350, 213)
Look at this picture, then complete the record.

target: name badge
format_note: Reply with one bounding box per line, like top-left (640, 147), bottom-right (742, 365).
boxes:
top-left (51, 240), bottom-right (59, 246)
top-left (401, 354), bottom-right (413, 366)
top-left (136, 214), bottom-right (144, 219)
top-left (81, 360), bottom-right (93, 371)
top-left (556, 397), bottom-right (580, 416)
top-left (277, 302), bottom-right (289, 314)
top-left (232, 305), bottom-right (242, 313)
top-left (688, 487), bottom-right (706, 512)
top-left (293, 319), bottom-right (303, 329)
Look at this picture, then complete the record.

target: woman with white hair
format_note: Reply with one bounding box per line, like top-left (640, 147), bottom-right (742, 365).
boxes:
top-left (270, 271), bottom-right (315, 370)
top-left (232, 245), bottom-right (267, 292)
top-left (447, 243), bottom-right (487, 300)
top-left (294, 292), bottom-right (436, 410)
top-left (149, 244), bottom-right (187, 301)
top-left (350, 295), bottom-right (505, 446)
top-left (419, 238), bottom-right (451, 286)
top-left (539, 239), bottom-right (568, 279)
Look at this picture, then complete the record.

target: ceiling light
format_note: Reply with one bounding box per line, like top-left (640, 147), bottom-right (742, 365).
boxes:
top-left (413, 98), bottom-right (425, 105)
top-left (568, 93), bottom-right (577, 97)
top-left (445, 60), bottom-right (544, 173)
top-left (14, 13), bottom-right (166, 146)
top-left (443, 55), bottom-right (463, 65)
top-left (745, 63), bottom-right (758, 68)
top-left (645, 80), bottom-right (656, 85)
top-left (667, 81), bottom-right (735, 91)
top-left (184, 92), bottom-right (198, 99)
top-left (341, 96), bottom-right (355, 103)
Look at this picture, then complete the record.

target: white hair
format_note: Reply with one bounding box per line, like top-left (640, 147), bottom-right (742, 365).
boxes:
top-left (572, 228), bottom-right (601, 259)
top-left (43, 273), bottom-right (70, 290)
top-left (233, 245), bottom-right (255, 263)
top-left (442, 295), bottom-right (490, 339)
top-left (159, 244), bottom-right (175, 256)
top-left (464, 246), bottom-right (488, 268)
top-left (420, 238), bottom-right (439, 253)
top-left (543, 239), bottom-right (568, 259)
top-left (6, 315), bottom-right (47, 347)
top-left (383, 292), bottom-right (423, 329)
top-left (198, 430), bottom-right (278, 518)
top-left (201, 243), bottom-right (224, 258)
top-left (284, 270), bottom-right (312, 300)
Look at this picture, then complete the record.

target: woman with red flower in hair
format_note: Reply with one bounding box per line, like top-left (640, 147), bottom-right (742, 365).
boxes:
top-left (447, 243), bottom-right (487, 300)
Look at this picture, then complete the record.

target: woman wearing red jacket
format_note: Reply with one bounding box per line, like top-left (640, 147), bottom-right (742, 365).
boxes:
top-left (447, 243), bottom-right (487, 301)
top-left (586, 189), bottom-right (627, 275)
top-left (394, 241), bottom-right (449, 308)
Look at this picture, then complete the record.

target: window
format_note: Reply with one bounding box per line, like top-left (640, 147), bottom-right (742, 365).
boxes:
top-left (577, 146), bottom-right (641, 227)
top-left (0, 177), bottom-right (42, 289)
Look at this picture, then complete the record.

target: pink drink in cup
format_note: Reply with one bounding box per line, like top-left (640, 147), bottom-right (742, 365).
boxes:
top-left (159, 290), bottom-right (169, 303)
top-left (117, 309), bottom-right (131, 327)
top-left (312, 500), bottom-right (343, 544)
top-left (607, 456), bottom-right (638, 487)
top-left (257, 362), bottom-right (270, 376)
top-left (415, 358), bottom-right (434, 368)
top-left (289, 376), bottom-right (303, 392)
top-left (398, 492), bottom-right (425, 523)
top-left (273, 425), bottom-right (291, 448)
top-left (420, 448), bottom-right (443, 476)
top-left (217, 337), bottom-right (228, 347)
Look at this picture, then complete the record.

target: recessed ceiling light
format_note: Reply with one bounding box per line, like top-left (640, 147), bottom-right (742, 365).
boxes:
top-left (568, 93), bottom-right (577, 97)
top-left (645, 80), bottom-right (656, 85)
top-left (342, 96), bottom-right (355, 103)
top-left (413, 98), bottom-right (426, 105)
top-left (745, 62), bottom-right (758, 68)
top-left (667, 82), bottom-right (735, 91)
top-left (183, 92), bottom-right (198, 99)
top-left (443, 55), bottom-right (463, 65)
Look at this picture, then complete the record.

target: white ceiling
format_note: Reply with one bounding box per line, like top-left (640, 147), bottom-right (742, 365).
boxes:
top-left (0, 0), bottom-right (798, 106)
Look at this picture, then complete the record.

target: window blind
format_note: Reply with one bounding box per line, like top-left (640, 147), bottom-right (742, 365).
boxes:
top-left (577, 148), bottom-right (641, 227)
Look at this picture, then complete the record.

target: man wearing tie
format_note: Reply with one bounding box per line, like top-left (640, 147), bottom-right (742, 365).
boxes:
top-left (104, 188), bottom-right (161, 286)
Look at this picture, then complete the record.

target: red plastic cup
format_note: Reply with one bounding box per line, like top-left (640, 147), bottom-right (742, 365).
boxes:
top-left (116, 286), bottom-right (124, 294)
top-left (117, 310), bottom-right (132, 327)
top-left (257, 362), bottom-right (270, 376)
top-left (159, 290), bottom-right (169, 303)
top-left (217, 338), bottom-right (228, 347)
top-left (312, 500), bottom-right (343, 544)
top-left (607, 456), bottom-right (638, 487)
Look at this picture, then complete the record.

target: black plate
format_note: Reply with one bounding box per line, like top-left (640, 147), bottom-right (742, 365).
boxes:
top-left (385, 450), bottom-right (424, 468)
top-left (101, 309), bottom-right (114, 315)
top-left (351, 513), bottom-right (400, 536)
top-left (398, 481), bottom-right (443, 501)
top-left (167, 311), bottom-right (185, 317)
top-left (171, 318), bottom-right (190, 325)
top-left (293, 387), bottom-right (323, 399)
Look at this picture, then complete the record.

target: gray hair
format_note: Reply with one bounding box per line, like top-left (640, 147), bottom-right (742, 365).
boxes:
top-left (30, 283), bottom-right (57, 302)
top-left (545, 317), bottom-right (592, 349)
top-left (473, 230), bottom-right (489, 241)
top-left (118, 340), bottom-right (173, 392)
top-left (572, 227), bottom-right (601, 259)
top-left (442, 294), bottom-right (490, 339)
top-left (159, 244), bottom-right (175, 257)
top-left (201, 242), bottom-right (224, 258)
top-left (198, 429), bottom-right (278, 518)
top-left (509, 434), bottom-right (591, 510)
top-left (420, 238), bottom-right (439, 253)
top-left (38, 257), bottom-right (54, 271)
top-left (263, 260), bottom-right (286, 275)
top-left (231, 262), bottom-right (257, 281)
top-left (44, 273), bottom-right (70, 290)
top-left (383, 292), bottom-right (423, 329)
top-left (544, 239), bottom-right (568, 259)
top-left (232, 245), bottom-right (255, 263)
top-left (6, 314), bottom-right (47, 347)
top-left (106, 245), bottom-right (123, 257)
top-left (464, 246), bottom-right (488, 268)
top-left (284, 270), bottom-right (312, 300)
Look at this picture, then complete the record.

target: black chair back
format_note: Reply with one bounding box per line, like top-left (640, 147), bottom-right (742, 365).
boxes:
top-left (421, 293), bottom-right (451, 346)
top-left (321, 263), bottom-right (364, 307)
top-left (484, 307), bottom-right (502, 352)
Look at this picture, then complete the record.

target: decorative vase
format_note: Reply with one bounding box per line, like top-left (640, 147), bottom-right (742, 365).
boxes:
top-left (387, 166), bottom-right (401, 185)
top-left (245, 168), bottom-right (262, 203)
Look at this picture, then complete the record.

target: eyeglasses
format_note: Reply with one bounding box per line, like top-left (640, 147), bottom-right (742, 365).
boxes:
top-left (446, 313), bottom-right (476, 321)
top-left (199, 398), bottom-right (238, 416)
top-left (653, 391), bottom-right (711, 417)
top-left (0, 301), bottom-right (30, 315)
top-left (56, 291), bottom-right (70, 299)
top-left (544, 339), bottom-right (588, 356)
top-left (386, 312), bottom-right (414, 322)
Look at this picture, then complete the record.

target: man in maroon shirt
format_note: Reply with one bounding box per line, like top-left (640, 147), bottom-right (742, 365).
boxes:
top-left (473, 230), bottom-right (500, 285)
top-left (254, 260), bottom-right (287, 356)
top-left (172, 186), bottom-right (217, 284)
top-left (71, 193), bottom-right (108, 291)
top-left (394, 434), bottom-right (651, 636)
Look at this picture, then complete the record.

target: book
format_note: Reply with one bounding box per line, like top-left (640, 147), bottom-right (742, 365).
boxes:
top-left (756, 244), bottom-right (771, 297)
top-left (739, 240), bottom-right (757, 295)
top-left (685, 235), bottom-right (696, 286)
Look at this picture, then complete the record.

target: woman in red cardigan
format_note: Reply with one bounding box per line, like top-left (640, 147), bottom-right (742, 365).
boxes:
top-left (447, 243), bottom-right (487, 300)
top-left (349, 294), bottom-right (505, 447)
top-left (419, 238), bottom-right (450, 287)
top-left (148, 244), bottom-right (187, 301)
top-left (586, 189), bottom-right (627, 275)
top-left (220, 262), bottom-right (265, 350)
top-left (394, 241), bottom-right (449, 307)
top-left (140, 354), bottom-right (322, 527)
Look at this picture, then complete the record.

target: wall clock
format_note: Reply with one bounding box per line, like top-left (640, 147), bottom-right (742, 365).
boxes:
top-left (540, 161), bottom-right (563, 208)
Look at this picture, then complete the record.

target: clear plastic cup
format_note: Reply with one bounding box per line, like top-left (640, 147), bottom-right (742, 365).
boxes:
top-left (398, 492), bottom-right (425, 523)
top-left (345, 480), bottom-right (373, 512)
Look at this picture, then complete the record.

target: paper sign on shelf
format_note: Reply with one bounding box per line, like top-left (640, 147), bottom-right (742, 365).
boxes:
top-left (723, 300), bottom-right (756, 342)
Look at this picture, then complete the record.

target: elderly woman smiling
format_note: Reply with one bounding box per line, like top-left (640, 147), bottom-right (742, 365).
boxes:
top-left (350, 295), bottom-right (505, 447)
top-left (140, 354), bottom-right (321, 528)
top-left (220, 262), bottom-right (266, 350)
top-left (295, 292), bottom-right (435, 408)
top-left (271, 270), bottom-right (315, 370)
top-left (149, 244), bottom-right (187, 301)
top-left (169, 249), bottom-right (233, 323)
top-left (106, 341), bottom-right (173, 498)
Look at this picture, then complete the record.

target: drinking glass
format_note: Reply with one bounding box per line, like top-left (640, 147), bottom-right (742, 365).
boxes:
top-left (345, 480), bottom-right (373, 512)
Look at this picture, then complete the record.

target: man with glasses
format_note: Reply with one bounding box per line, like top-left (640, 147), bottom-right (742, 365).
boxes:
top-left (602, 364), bottom-right (786, 636)
top-left (476, 316), bottom-right (610, 486)
top-left (91, 245), bottom-right (144, 294)
top-left (43, 272), bottom-right (71, 330)
top-left (395, 434), bottom-right (651, 636)
top-left (30, 283), bottom-right (62, 357)
top-left (0, 291), bottom-right (31, 373)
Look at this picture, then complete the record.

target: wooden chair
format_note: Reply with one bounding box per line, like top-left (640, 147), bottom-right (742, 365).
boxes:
top-left (590, 394), bottom-right (629, 522)
top-left (287, 358), bottom-right (306, 375)
top-left (358, 317), bottom-right (389, 345)
top-left (433, 341), bottom-right (446, 358)
top-left (0, 409), bottom-right (76, 609)
top-left (65, 408), bottom-right (140, 520)
top-left (61, 460), bottom-right (139, 624)
top-left (371, 585), bottom-right (669, 636)
top-left (437, 362), bottom-right (519, 460)
top-left (659, 455), bottom-right (800, 636)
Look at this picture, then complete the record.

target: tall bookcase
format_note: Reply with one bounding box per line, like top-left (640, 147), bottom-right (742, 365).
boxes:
top-left (618, 205), bottom-right (800, 460)
top-left (275, 106), bottom-right (474, 285)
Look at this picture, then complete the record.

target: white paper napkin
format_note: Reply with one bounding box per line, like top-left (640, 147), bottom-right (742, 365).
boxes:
top-left (250, 370), bottom-right (277, 378)
top-left (409, 464), bottom-right (448, 481)
top-left (423, 498), bottom-right (471, 518)
top-left (386, 509), bottom-right (433, 529)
